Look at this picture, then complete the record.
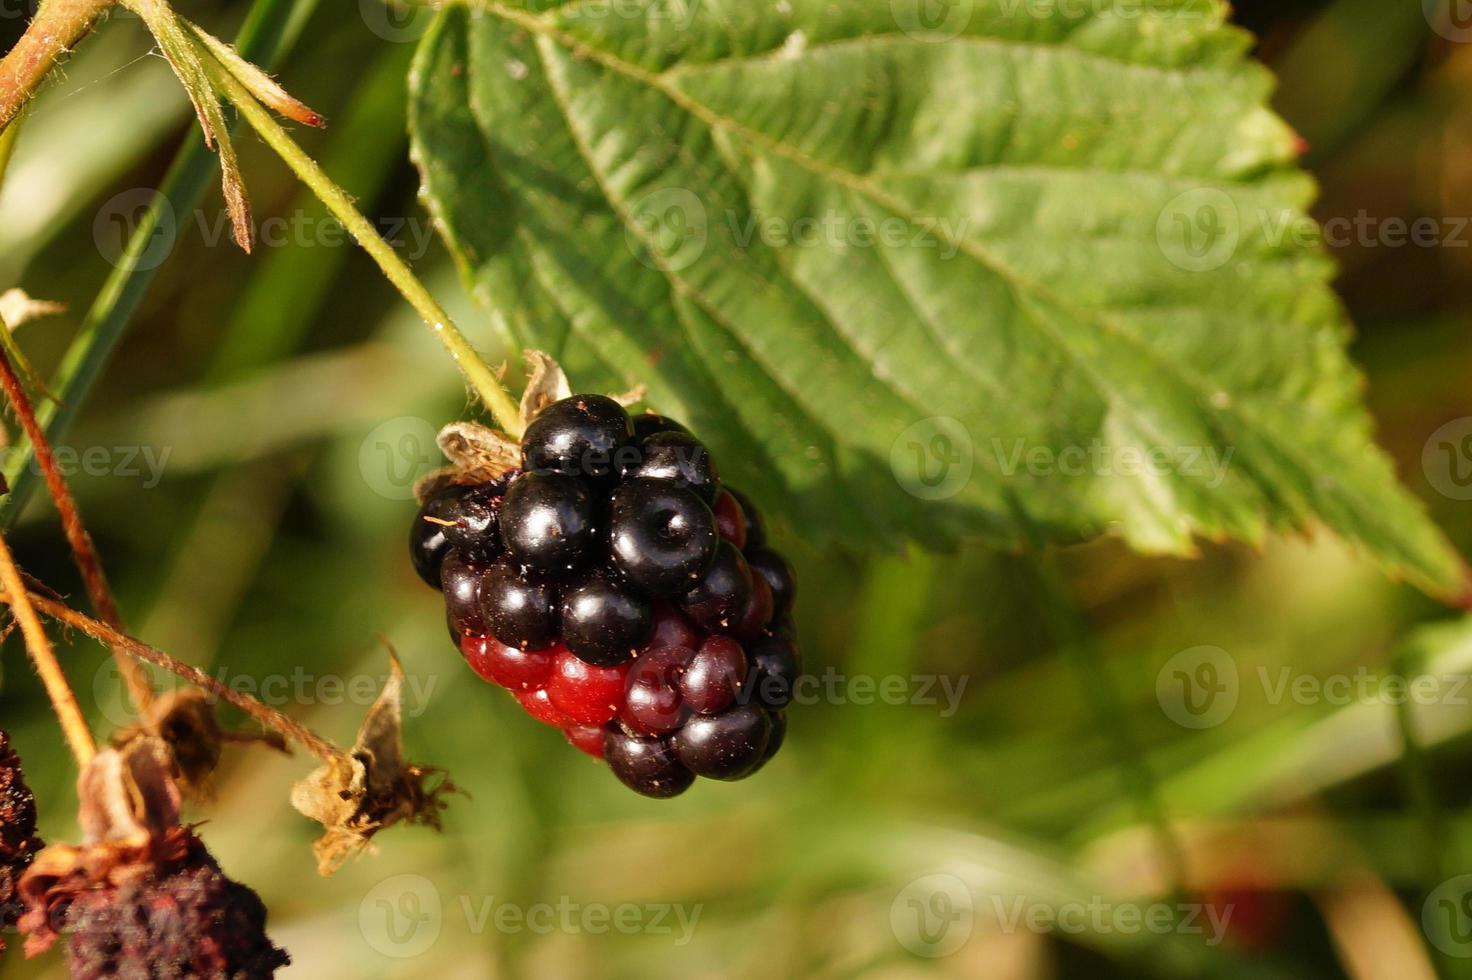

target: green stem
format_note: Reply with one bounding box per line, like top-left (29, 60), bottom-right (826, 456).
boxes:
top-left (0, 117), bottom-right (21, 190)
top-left (196, 43), bottom-right (523, 436)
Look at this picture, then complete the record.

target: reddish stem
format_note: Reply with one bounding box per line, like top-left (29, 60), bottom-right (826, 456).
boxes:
top-left (0, 343), bottom-right (155, 712)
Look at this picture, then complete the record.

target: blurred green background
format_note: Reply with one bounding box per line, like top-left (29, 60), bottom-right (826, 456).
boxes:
top-left (3, 1), bottom-right (1472, 977)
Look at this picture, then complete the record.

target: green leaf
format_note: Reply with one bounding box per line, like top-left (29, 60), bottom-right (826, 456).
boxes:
top-left (407, 0), bottom-right (1465, 597)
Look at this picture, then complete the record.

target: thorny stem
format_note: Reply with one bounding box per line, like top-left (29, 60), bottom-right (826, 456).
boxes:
top-left (0, 344), bottom-right (156, 713)
top-left (0, 533), bottom-right (96, 765)
top-left (0, 0), bottom-right (116, 131)
top-left (5, 587), bottom-right (345, 764)
top-left (195, 42), bottom-right (526, 437)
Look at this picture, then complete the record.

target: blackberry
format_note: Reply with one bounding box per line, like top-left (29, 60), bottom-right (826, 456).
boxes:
top-left (620, 431), bottom-right (720, 502)
top-left (0, 731), bottom-right (41, 947)
top-left (499, 473), bottom-right (598, 574)
top-left (608, 480), bottom-right (717, 595)
top-left (680, 540), bottom-right (753, 632)
top-left (413, 392), bottom-right (800, 798)
top-left (674, 704), bottom-right (772, 780)
top-left (559, 570), bottom-right (654, 667)
top-left (630, 412), bottom-right (688, 441)
top-left (480, 559), bottom-right (560, 651)
top-left (49, 834), bottom-right (288, 979)
top-left (521, 394), bottom-right (633, 480)
top-left (410, 483), bottom-right (474, 588)
top-left (441, 550), bottom-right (492, 637)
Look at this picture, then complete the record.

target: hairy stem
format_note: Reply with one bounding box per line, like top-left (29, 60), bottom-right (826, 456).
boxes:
top-left (0, 533), bottom-right (95, 764)
top-left (0, 0), bottom-right (115, 131)
top-left (0, 345), bottom-right (156, 713)
top-left (195, 42), bottom-right (525, 436)
top-left (6, 588), bottom-right (344, 764)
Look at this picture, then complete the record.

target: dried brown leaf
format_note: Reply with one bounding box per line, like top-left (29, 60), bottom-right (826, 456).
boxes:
top-left (289, 655), bottom-right (453, 876)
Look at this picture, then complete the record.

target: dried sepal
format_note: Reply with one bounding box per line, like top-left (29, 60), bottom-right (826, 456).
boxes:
top-left (434, 420), bottom-right (520, 488)
top-left (0, 289), bottom-right (65, 330)
top-left (518, 349), bottom-right (571, 425)
top-left (186, 20), bottom-right (325, 128)
top-left (124, 0), bottom-right (254, 251)
top-left (290, 655), bottom-right (454, 876)
top-left (110, 688), bottom-right (288, 795)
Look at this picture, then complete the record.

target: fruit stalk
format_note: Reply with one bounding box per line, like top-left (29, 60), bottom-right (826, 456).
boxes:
top-left (192, 38), bottom-right (525, 437)
top-left (0, 531), bottom-right (95, 765)
top-left (0, 0), bottom-right (115, 130)
top-left (0, 344), bottom-right (156, 713)
top-left (1, 586), bottom-right (344, 765)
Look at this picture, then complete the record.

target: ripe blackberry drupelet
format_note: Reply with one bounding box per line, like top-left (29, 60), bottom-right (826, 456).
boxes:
top-left (412, 396), bottom-right (799, 797)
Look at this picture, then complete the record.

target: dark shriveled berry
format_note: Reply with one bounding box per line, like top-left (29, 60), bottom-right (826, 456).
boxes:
top-left (522, 394), bottom-right (632, 480)
top-left (675, 704), bottom-right (772, 780)
top-left (500, 473), bottom-right (598, 574)
top-left (480, 560), bottom-right (560, 651)
top-left (679, 635), bottom-right (746, 715)
top-left (604, 730), bottom-right (695, 798)
top-left (746, 548), bottom-right (796, 619)
top-left (410, 484), bottom-right (475, 588)
top-left (622, 431), bottom-right (720, 502)
top-left (679, 540), bottom-right (753, 632)
top-left (441, 551), bottom-right (491, 637)
top-left (609, 480), bottom-right (717, 595)
top-left (560, 571), bottom-right (654, 666)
